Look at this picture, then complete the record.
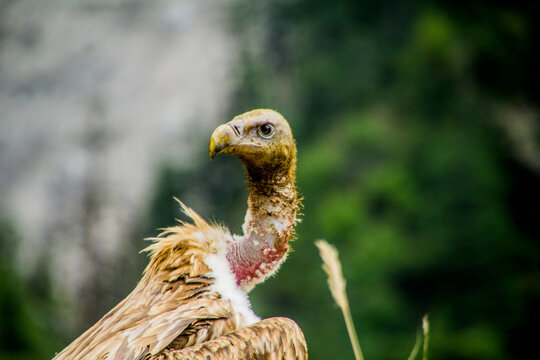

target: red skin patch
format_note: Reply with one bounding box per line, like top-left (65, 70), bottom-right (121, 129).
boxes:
top-left (227, 245), bottom-right (286, 287)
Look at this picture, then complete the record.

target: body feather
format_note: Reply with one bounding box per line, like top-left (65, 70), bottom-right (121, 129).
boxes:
top-left (54, 205), bottom-right (255, 360)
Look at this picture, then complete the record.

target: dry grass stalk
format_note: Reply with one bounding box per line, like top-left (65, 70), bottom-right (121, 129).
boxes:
top-left (407, 314), bottom-right (429, 360)
top-left (315, 240), bottom-right (364, 360)
top-left (422, 314), bottom-right (429, 360)
top-left (406, 330), bottom-right (422, 360)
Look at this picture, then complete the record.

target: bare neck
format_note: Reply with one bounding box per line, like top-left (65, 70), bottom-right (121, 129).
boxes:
top-left (226, 165), bottom-right (298, 292)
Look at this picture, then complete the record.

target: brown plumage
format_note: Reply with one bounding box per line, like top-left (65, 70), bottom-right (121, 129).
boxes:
top-left (53, 109), bottom-right (306, 360)
top-left (154, 317), bottom-right (307, 360)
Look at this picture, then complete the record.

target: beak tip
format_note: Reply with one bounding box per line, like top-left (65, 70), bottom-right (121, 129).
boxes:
top-left (208, 137), bottom-right (217, 160)
top-left (209, 124), bottom-right (233, 161)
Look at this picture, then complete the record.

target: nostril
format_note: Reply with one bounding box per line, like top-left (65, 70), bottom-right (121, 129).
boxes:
top-left (227, 121), bottom-right (243, 136)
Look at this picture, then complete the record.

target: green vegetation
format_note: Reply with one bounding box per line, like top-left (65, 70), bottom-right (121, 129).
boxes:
top-left (146, 1), bottom-right (539, 359)
top-left (0, 218), bottom-right (62, 360)
top-left (1, 1), bottom-right (538, 359)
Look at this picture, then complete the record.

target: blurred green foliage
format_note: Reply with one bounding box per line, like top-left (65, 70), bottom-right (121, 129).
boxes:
top-left (2, 1), bottom-right (538, 359)
top-left (146, 1), bottom-right (539, 359)
top-left (0, 218), bottom-right (62, 360)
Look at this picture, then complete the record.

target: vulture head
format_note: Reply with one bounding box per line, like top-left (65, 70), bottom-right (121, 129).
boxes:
top-left (208, 109), bottom-right (299, 291)
top-left (209, 109), bottom-right (296, 184)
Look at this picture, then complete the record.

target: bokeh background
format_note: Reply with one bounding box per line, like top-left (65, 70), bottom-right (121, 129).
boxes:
top-left (1, 0), bottom-right (539, 359)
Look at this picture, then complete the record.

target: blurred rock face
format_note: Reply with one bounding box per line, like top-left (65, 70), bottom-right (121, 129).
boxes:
top-left (0, 0), bottom-right (236, 325)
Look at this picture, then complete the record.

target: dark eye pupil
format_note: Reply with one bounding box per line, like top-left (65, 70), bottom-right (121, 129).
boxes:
top-left (261, 124), bottom-right (272, 135)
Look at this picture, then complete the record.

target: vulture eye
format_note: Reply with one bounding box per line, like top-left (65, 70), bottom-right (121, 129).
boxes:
top-left (258, 123), bottom-right (275, 139)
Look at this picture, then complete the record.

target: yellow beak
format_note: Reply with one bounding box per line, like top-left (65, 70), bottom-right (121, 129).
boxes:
top-left (209, 124), bottom-right (234, 160)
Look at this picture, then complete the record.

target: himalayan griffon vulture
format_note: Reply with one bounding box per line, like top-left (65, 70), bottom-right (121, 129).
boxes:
top-left (53, 109), bottom-right (307, 359)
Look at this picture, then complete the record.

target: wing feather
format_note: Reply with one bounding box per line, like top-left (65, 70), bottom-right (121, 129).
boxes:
top-left (152, 317), bottom-right (308, 360)
top-left (54, 212), bottom-right (238, 360)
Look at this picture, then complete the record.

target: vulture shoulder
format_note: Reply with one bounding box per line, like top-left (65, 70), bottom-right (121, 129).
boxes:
top-left (53, 204), bottom-right (258, 360)
top-left (153, 317), bottom-right (308, 360)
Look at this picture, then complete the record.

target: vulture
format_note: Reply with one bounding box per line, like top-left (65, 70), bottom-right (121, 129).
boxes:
top-left (53, 109), bottom-right (307, 360)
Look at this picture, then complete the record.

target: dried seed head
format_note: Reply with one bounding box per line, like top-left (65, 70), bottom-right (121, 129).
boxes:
top-left (315, 240), bottom-right (347, 310)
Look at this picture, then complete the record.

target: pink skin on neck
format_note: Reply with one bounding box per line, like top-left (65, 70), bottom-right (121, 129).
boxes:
top-left (225, 182), bottom-right (297, 293)
top-left (226, 241), bottom-right (285, 290)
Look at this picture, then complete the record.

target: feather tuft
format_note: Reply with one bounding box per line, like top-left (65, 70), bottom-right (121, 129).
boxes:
top-left (141, 199), bottom-right (231, 276)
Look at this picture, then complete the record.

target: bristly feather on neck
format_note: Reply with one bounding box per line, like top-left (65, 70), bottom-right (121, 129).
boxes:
top-left (227, 148), bottom-right (300, 293)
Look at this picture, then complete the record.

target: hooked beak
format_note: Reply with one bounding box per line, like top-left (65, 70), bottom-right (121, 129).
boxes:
top-left (209, 124), bottom-right (236, 160)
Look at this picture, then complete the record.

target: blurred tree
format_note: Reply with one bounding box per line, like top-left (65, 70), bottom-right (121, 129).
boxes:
top-left (137, 0), bottom-right (540, 359)
top-left (0, 217), bottom-right (62, 360)
top-left (144, 0), bottom-right (539, 359)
